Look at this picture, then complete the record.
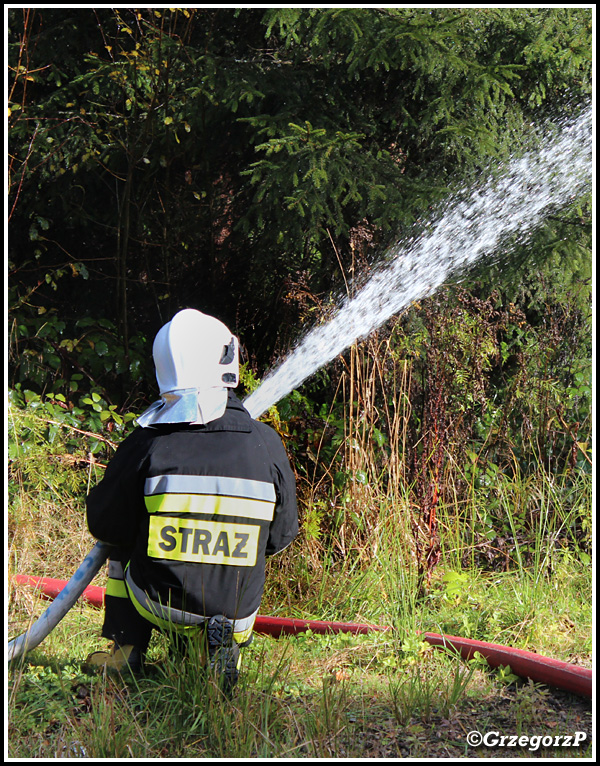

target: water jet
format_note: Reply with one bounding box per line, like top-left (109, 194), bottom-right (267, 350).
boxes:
top-left (244, 106), bottom-right (591, 419)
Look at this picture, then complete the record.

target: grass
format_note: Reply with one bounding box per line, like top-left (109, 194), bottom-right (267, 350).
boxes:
top-left (7, 518), bottom-right (593, 759)
top-left (6, 404), bottom-right (593, 759)
top-left (7, 597), bottom-right (593, 758)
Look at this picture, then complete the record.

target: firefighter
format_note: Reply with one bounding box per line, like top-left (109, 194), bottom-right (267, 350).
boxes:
top-left (84, 309), bottom-right (298, 692)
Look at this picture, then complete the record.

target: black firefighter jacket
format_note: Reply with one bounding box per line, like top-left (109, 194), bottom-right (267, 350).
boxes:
top-left (86, 392), bottom-right (298, 624)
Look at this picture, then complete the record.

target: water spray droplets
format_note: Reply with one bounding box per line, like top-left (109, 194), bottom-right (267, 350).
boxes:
top-left (244, 107), bottom-right (591, 419)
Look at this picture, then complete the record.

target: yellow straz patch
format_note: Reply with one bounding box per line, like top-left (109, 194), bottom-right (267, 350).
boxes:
top-left (147, 516), bottom-right (260, 566)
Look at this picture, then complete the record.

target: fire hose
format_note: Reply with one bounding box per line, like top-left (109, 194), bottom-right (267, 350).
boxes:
top-left (8, 544), bottom-right (592, 698)
top-left (7, 542), bottom-right (111, 664)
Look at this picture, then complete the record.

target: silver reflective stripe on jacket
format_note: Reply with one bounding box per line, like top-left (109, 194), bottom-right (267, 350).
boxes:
top-left (145, 474), bottom-right (276, 503)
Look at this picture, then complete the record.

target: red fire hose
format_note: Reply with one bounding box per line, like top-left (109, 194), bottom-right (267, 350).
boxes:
top-left (13, 574), bottom-right (591, 698)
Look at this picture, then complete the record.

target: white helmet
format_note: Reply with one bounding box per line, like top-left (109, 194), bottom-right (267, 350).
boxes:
top-left (137, 309), bottom-right (239, 427)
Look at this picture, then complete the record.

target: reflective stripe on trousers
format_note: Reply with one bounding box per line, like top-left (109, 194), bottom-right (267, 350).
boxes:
top-left (105, 559), bottom-right (128, 598)
top-left (124, 566), bottom-right (257, 644)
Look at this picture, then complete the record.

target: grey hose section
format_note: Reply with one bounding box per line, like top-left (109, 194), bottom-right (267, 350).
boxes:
top-left (7, 541), bottom-right (112, 664)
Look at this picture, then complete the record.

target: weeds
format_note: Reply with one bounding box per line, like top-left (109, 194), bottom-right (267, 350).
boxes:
top-left (7, 568), bottom-right (592, 758)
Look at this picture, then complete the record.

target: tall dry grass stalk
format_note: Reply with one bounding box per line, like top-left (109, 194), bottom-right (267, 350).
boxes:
top-left (338, 331), bottom-right (416, 565)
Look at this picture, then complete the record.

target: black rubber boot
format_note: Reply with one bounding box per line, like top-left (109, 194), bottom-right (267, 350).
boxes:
top-left (206, 615), bottom-right (240, 696)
